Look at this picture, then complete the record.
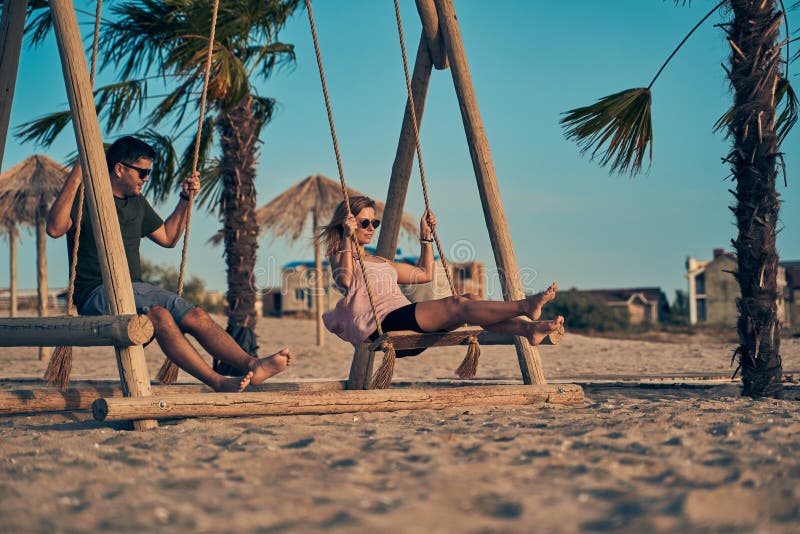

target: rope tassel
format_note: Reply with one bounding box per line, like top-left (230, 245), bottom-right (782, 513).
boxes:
top-left (44, 345), bottom-right (73, 390)
top-left (369, 343), bottom-right (397, 389)
top-left (455, 336), bottom-right (481, 379)
top-left (156, 359), bottom-right (180, 385)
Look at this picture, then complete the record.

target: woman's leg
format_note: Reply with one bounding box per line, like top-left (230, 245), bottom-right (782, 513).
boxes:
top-left (413, 284), bottom-right (558, 332)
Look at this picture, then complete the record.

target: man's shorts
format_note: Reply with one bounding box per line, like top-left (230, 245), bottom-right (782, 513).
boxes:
top-left (78, 282), bottom-right (197, 325)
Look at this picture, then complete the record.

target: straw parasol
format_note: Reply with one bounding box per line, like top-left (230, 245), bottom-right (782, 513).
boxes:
top-left (0, 155), bottom-right (70, 359)
top-left (215, 174), bottom-right (417, 346)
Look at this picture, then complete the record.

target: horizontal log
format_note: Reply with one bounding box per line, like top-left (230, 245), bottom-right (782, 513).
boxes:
top-left (0, 314), bottom-right (153, 347)
top-left (0, 379), bottom-right (348, 415)
top-left (92, 384), bottom-right (585, 421)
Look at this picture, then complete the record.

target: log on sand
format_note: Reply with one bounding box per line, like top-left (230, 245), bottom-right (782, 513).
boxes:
top-left (92, 384), bottom-right (585, 422)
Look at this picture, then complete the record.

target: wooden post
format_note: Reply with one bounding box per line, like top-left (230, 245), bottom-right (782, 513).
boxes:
top-left (347, 344), bottom-right (375, 390)
top-left (375, 34), bottom-right (434, 260)
top-left (49, 0), bottom-right (157, 430)
top-left (36, 204), bottom-right (49, 361)
top-left (414, 0), bottom-right (449, 70)
top-left (0, 314), bottom-right (154, 347)
top-left (93, 384), bottom-right (585, 421)
top-left (9, 224), bottom-right (17, 317)
top-left (0, 0), bottom-right (27, 170)
top-left (313, 208), bottom-right (325, 347)
top-left (433, 0), bottom-right (545, 384)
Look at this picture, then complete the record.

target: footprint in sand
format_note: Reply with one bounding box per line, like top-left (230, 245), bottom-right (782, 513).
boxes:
top-left (281, 437), bottom-right (314, 449)
top-left (472, 493), bottom-right (524, 519)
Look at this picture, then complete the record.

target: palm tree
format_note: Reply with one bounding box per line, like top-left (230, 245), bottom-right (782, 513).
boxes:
top-left (15, 0), bottom-right (301, 356)
top-left (0, 155), bottom-right (70, 360)
top-left (561, 0), bottom-right (797, 397)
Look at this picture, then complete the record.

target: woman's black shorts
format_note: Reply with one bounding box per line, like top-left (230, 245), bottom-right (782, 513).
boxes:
top-left (368, 303), bottom-right (427, 358)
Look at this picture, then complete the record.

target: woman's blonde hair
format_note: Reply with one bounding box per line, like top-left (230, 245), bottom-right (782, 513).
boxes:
top-left (317, 196), bottom-right (377, 257)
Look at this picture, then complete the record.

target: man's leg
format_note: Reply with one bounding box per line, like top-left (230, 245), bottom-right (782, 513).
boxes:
top-left (147, 306), bottom-right (253, 392)
top-left (179, 307), bottom-right (292, 385)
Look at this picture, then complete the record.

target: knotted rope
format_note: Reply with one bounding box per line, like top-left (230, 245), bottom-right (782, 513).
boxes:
top-left (45, 0), bottom-right (104, 389)
top-left (156, 0), bottom-right (221, 384)
top-left (305, 0), bottom-right (396, 388)
top-left (392, 0), bottom-right (481, 378)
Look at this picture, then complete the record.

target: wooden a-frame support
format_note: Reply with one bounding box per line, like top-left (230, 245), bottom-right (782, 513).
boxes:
top-left (0, 0), bottom-right (157, 430)
top-left (348, 0), bottom-right (549, 389)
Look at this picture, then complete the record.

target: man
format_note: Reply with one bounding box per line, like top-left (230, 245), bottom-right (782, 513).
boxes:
top-left (47, 136), bottom-right (291, 392)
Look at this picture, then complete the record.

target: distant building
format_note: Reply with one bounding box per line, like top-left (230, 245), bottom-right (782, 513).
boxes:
top-left (575, 287), bottom-right (668, 325)
top-left (265, 248), bottom-right (485, 317)
top-left (686, 248), bottom-right (792, 327)
top-left (0, 288), bottom-right (65, 313)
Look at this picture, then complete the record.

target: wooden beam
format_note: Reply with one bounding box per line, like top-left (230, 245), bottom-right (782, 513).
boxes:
top-left (369, 326), bottom-right (484, 351)
top-left (375, 33), bottom-right (434, 261)
top-left (414, 0), bottom-right (449, 70)
top-left (92, 384), bottom-right (585, 421)
top-left (432, 0), bottom-right (546, 385)
top-left (0, 314), bottom-right (153, 347)
top-left (35, 205), bottom-right (49, 361)
top-left (347, 343), bottom-right (375, 390)
top-left (0, 0), bottom-right (27, 170)
top-left (0, 379), bottom-right (348, 415)
top-left (49, 0), bottom-right (156, 430)
top-left (8, 224), bottom-right (17, 317)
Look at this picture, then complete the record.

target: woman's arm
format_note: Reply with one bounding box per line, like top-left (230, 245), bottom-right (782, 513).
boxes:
top-left (329, 213), bottom-right (358, 291)
top-left (46, 164), bottom-right (83, 238)
top-left (394, 210), bottom-right (436, 284)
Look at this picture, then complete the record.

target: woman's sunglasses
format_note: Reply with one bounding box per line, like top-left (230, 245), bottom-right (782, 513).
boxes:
top-left (119, 161), bottom-right (153, 180)
top-left (358, 219), bottom-right (381, 230)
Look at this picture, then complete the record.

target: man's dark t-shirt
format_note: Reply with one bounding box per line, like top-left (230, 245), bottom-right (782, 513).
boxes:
top-left (67, 194), bottom-right (163, 308)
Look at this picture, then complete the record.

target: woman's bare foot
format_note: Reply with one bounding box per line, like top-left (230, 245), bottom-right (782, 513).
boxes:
top-left (525, 282), bottom-right (558, 320)
top-left (249, 348), bottom-right (293, 385)
top-left (526, 316), bottom-right (564, 346)
top-left (215, 371), bottom-right (253, 392)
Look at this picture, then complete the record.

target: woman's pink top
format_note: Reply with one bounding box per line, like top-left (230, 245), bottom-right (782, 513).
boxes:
top-left (323, 258), bottom-right (411, 344)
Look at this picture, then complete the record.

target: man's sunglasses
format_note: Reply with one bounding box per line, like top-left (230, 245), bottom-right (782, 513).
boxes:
top-left (119, 161), bottom-right (152, 180)
top-left (359, 219), bottom-right (380, 230)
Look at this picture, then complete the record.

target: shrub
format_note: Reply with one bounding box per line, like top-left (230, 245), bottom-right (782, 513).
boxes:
top-left (141, 259), bottom-right (225, 314)
top-left (540, 289), bottom-right (629, 332)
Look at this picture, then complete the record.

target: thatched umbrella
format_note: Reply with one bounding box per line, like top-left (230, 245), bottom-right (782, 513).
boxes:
top-left (0, 155), bottom-right (69, 359)
top-left (215, 174), bottom-right (417, 346)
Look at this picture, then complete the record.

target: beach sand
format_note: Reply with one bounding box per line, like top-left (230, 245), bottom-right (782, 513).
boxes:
top-left (2, 315), bottom-right (799, 532)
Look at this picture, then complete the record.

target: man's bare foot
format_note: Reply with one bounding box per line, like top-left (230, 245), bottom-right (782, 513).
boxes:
top-left (215, 371), bottom-right (253, 393)
top-left (525, 282), bottom-right (558, 320)
top-left (526, 316), bottom-right (564, 346)
top-left (249, 348), bottom-right (293, 385)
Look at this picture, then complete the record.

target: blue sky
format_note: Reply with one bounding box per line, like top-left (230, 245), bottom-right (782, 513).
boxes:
top-left (2, 0), bottom-right (798, 302)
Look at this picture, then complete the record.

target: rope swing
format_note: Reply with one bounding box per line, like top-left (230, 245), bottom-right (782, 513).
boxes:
top-left (304, 0), bottom-right (397, 388)
top-left (44, 0), bottom-right (104, 389)
top-left (391, 0), bottom-right (481, 379)
top-left (156, 0), bottom-right (221, 384)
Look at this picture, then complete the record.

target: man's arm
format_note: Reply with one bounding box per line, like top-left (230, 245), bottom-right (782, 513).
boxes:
top-left (148, 171), bottom-right (199, 248)
top-left (46, 164), bottom-right (83, 238)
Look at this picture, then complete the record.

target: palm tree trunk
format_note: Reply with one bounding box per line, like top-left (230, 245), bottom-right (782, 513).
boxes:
top-left (313, 208), bottom-right (324, 347)
top-left (727, 0), bottom-right (783, 397)
top-left (36, 204), bottom-right (49, 361)
top-left (218, 95), bottom-right (260, 343)
top-left (9, 224), bottom-right (17, 317)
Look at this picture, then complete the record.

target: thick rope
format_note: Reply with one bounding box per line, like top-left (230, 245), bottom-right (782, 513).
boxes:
top-left (157, 0), bottom-right (221, 385)
top-left (392, 0), bottom-right (456, 296)
top-left (305, 0), bottom-right (396, 387)
top-left (45, 0), bottom-right (103, 389)
top-left (394, 0), bottom-right (483, 379)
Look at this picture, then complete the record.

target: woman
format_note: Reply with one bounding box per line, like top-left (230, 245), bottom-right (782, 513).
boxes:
top-left (320, 196), bottom-right (563, 353)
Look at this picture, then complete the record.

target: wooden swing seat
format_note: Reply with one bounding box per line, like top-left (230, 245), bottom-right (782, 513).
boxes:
top-left (367, 324), bottom-right (565, 352)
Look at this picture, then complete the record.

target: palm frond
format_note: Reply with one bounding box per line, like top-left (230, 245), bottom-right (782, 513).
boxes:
top-left (252, 95), bottom-right (277, 131)
top-left (715, 77), bottom-right (798, 144)
top-left (561, 88), bottom-right (653, 175)
top-left (775, 77), bottom-right (798, 143)
top-left (136, 129), bottom-right (181, 203)
top-left (95, 79), bottom-right (150, 131)
top-left (21, 0), bottom-right (53, 48)
top-left (14, 110), bottom-right (73, 148)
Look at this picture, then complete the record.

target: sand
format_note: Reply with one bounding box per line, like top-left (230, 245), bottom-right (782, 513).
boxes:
top-left (2, 315), bottom-right (800, 532)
